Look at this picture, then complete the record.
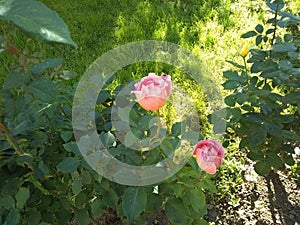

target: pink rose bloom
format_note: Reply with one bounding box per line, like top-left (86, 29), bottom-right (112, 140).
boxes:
top-left (193, 140), bottom-right (225, 174)
top-left (132, 73), bottom-right (172, 111)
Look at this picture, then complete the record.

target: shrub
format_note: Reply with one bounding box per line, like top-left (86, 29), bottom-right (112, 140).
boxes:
top-left (0, 1), bottom-right (219, 224)
top-left (216, 0), bottom-right (300, 176)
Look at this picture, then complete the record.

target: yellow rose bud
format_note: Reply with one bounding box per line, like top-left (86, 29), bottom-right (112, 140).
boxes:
top-left (239, 40), bottom-right (249, 57)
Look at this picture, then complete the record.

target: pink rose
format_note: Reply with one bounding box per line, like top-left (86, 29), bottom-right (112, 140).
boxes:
top-left (193, 140), bottom-right (225, 174)
top-left (132, 73), bottom-right (172, 111)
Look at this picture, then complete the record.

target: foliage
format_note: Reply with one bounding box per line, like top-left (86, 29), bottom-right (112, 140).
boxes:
top-left (216, 0), bottom-right (300, 176)
top-left (0, 51), bottom-right (215, 225)
top-left (0, 1), bottom-right (217, 224)
top-left (0, 0), bottom-right (76, 46)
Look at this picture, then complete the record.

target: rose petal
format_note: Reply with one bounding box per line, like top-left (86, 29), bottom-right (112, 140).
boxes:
top-left (138, 97), bottom-right (167, 111)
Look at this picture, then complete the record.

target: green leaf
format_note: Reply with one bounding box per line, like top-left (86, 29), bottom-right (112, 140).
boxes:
top-left (222, 80), bottom-right (240, 90)
top-left (74, 209), bottom-right (89, 225)
top-left (99, 132), bottom-right (115, 148)
top-left (284, 34), bottom-right (293, 42)
top-left (96, 90), bottom-right (111, 105)
top-left (60, 130), bottom-right (73, 143)
top-left (56, 157), bottom-right (79, 173)
top-left (122, 187), bottom-right (147, 223)
top-left (266, 28), bottom-right (275, 35)
top-left (3, 71), bottom-right (29, 90)
top-left (272, 43), bottom-right (297, 52)
top-left (185, 189), bottom-right (206, 213)
top-left (160, 139), bottom-right (175, 156)
top-left (223, 71), bottom-right (240, 81)
top-left (81, 170), bottom-right (92, 185)
top-left (26, 208), bottom-right (41, 225)
top-left (63, 142), bottom-right (80, 155)
top-left (4, 95), bottom-right (25, 119)
top-left (75, 192), bottom-right (87, 209)
top-left (72, 179), bottom-right (82, 195)
top-left (247, 149), bottom-right (264, 161)
top-left (254, 159), bottom-right (271, 176)
top-left (197, 178), bottom-right (217, 193)
top-left (138, 115), bottom-right (155, 131)
top-left (173, 183), bottom-right (183, 198)
top-left (288, 51), bottom-right (299, 61)
top-left (24, 78), bottom-right (57, 102)
top-left (182, 129), bottom-right (201, 145)
top-left (279, 11), bottom-right (300, 23)
top-left (103, 189), bottom-right (118, 207)
top-left (165, 198), bottom-right (191, 224)
top-left (255, 24), bottom-right (264, 33)
top-left (0, 0), bottom-right (77, 46)
top-left (171, 122), bottom-right (182, 136)
top-left (248, 124), bottom-right (267, 146)
top-left (282, 153), bottom-right (295, 166)
top-left (3, 210), bottom-right (20, 225)
top-left (282, 91), bottom-right (300, 104)
top-left (213, 119), bottom-right (227, 134)
top-left (265, 121), bottom-right (282, 136)
top-left (226, 108), bottom-right (241, 122)
top-left (15, 187), bottom-right (30, 209)
top-left (91, 198), bottom-right (106, 219)
top-left (241, 30), bottom-right (257, 38)
top-left (256, 35), bottom-right (263, 46)
top-left (146, 194), bottom-right (162, 212)
top-left (0, 195), bottom-right (15, 210)
top-left (30, 58), bottom-right (62, 76)
top-left (266, 0), bottom-right (284, 11)
top-left (226, 60), bottom-right (245, 69)
top-left (224, 94), bottom-right (236, 107)
top-left (266, 153), bottom-right (283, 168)
top-left (279, 60), bottom-right (293, 71)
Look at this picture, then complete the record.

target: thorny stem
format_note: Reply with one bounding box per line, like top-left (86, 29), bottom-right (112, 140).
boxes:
top-left (270, 2), bottom-right (280, 56)
top-left (1, 121), bottom-right (23, 155)
top-left (243, 56), bottom-right (249, 87)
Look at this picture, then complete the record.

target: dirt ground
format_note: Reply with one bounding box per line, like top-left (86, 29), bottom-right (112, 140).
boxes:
top-left (205, 166), bottom-right (300, 225)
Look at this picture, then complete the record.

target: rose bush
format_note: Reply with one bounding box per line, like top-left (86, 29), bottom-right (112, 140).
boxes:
top-left (0, 1), bottom-right (219, 224)
top-left (132, 73), bottom-right (172, 111)
top-left (215, 0), bottom-right (300, 176)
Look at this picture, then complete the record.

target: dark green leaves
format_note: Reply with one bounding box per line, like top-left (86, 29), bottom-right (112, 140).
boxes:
top-left (165, 198), bottom-right (191, 224)
top-left (122, 187), bottom-right (147, 223)
top-left (222, 70), bottom-right (248, 90)
top-left (74, 209), bottom-right (89, 225)
top-left (255, 24), bottom-right (264, 33)
top-left (241, 30), bottom-right (257, 38)
top-left (247, 124), bottom-right (267, 146)
top-left (31, 58), bottom-right (63, 76)
top-left (56, 157), bottom-right (79, 173)
top-left (266, 0), bottom-right (284, 11)
top-left (3, 210), bottom-right (21, 225)
top-left (0, 0), bottom-right (77, 46)
top-left (24, 78), bottom-right (57, 102)
top-left (222, 80), bottom-right (240, 90)
top-left (272, 43), bottom-right (297, 52)
top-left (15, 187), bottom-right (30, 209)
top-left (90, 198), bottom-right (106, 219)
top-left (254, 159), bottom-right (271, 176)
top-left (3, 72), bottom-right (29, 90)
top-left (185, 189), bottom-right (206, 213)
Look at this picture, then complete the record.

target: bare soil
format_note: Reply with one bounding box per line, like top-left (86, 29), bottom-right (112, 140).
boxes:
top-left (205, 169), bottom-right (300, 225)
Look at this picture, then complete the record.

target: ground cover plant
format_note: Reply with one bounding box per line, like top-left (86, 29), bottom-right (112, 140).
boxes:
top-left (0, 0), bottom-right (299, 225)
